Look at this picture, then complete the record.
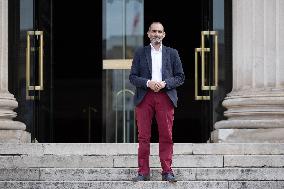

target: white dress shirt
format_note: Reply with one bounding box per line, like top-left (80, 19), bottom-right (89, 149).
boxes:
top-left (150, 43), bottom-right (163, 82)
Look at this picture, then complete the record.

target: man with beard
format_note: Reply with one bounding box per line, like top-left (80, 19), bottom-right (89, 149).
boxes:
top-left (129, 22), bottom-right (185, 182)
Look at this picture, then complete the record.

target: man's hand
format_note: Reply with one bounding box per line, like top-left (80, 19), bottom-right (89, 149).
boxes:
top-left (155, 81), bottom-right (166, 92)
top-left (148, 80), bottom-right (166, 92)
top-left (148, 80), bottom-right (157, 91)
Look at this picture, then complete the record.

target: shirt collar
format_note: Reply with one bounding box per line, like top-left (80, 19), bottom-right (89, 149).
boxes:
top-left (150, 43), bottom-right (162, 52)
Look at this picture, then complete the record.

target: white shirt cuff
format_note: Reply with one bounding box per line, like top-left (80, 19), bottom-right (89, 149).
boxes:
top-left (146, 80), bottom-right (150, 87)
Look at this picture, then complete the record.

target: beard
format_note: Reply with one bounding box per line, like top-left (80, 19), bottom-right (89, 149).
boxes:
top-left (151, 37), bottom-right (162, 45)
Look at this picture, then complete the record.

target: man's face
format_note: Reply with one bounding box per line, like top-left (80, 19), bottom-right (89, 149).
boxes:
top-left (147, 23), bottom-right (165, 45)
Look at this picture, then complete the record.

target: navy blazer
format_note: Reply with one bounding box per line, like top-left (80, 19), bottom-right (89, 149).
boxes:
top-left (129, 45), bottom-right (185, 108)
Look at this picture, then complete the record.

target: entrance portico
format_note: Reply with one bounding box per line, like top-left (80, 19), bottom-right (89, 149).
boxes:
top-left (1, 0), bottom-right (284, 143)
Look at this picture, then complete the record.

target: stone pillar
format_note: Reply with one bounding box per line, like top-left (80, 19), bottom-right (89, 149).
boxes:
top-left (212, 0), bottom-right (284, 142)
top-left (0, 0), bottom-right (30, 142)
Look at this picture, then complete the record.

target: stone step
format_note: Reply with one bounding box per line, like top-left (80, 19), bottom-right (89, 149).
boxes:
top-left (1, 181), bottom-right (284, 189)
top-left (1, 143), bottom-right (283, 156)
top-left (1, 168), bottom-right (284, 181)
top-left (1, 154), bottom-right (284, 168)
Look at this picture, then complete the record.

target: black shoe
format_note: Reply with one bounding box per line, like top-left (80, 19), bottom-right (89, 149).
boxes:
top-left (132, 174), bottom-right (150, 182)
top-left (162, 172), bottom-right (177, 183)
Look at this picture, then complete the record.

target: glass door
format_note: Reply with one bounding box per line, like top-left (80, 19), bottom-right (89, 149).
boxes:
top-left (194, 0), bottom-right (216, 142)
top-left (9, 0), bottom-right (53, 142)
top-left (102, 0), bottom-right (144, 143)
top-left (195, 0), bottom-right (231, 142)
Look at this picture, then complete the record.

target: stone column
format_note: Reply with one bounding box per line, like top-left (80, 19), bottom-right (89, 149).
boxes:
top-left (212, 0), bottom-right (284, 142)
top-left (0, 0), bottom-right (30, 142)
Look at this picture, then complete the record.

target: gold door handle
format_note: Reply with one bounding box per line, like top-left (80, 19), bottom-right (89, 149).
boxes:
top-left (26, 31), bottom-right (44, 100)
top-left (195, 31), bottom-right (218, 101)
top-left (201, 31), bottom-right (218, 90)
top-left (195, 48), bottom-right (210, 100)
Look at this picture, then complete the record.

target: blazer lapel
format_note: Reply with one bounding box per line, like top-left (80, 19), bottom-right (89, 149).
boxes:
top-left (145, 45), bottom-right (152, 74)
top-left (162, 46), bottom-right (168, 80)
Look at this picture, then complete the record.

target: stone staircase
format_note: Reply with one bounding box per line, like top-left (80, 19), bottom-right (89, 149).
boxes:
top-left (0, 143), bottom-right (283, 189)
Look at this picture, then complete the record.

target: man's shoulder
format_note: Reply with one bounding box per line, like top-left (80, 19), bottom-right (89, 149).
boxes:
top-left (134, 45), bottom-right (150, 54)
top-left (163, 45), bottom-right (178, 53)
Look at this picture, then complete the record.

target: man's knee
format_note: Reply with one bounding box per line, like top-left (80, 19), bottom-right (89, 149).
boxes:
top-left (138, 135), bottom-right (151, 143)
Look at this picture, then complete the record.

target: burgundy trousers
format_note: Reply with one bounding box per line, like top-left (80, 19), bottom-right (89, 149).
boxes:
top-left (135, 90), bottom-right (174, 175)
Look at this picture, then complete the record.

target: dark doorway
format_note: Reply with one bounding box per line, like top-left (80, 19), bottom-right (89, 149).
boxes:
top-left (53, 1), bottom-right (102, 142)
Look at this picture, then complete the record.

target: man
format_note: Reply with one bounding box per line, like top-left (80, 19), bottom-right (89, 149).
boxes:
top-left (129, 22), bottom-right (185, 182)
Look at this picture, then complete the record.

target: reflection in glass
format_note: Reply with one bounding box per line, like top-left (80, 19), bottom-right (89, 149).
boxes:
top-left (15, 0), bottom-right (35, 137)
top-left (213, 0), bottom-right (226, 124)
top-left (103, 0), bottom-right (144, 142)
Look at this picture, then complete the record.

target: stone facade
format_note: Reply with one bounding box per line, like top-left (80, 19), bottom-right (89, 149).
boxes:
top-left (213, 0), bottom-right (284, 142)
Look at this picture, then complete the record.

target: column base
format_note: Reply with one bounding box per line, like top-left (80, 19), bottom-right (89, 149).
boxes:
top-left (0, 130), bottom-right (31, 143)
top-left (211, 128), bottom-right (284, 143)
